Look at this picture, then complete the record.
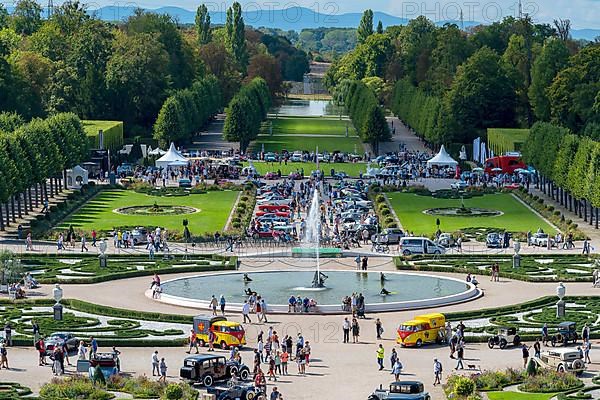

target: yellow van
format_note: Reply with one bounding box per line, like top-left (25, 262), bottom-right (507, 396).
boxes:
top-left (396, 313), bottom-right (446, 347)
top-left (193, 316), bottom-right (247, 349)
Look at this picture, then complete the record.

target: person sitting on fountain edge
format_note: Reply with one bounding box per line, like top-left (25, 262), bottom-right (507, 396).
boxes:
top-left (380, 287), bottom-right (391, 296)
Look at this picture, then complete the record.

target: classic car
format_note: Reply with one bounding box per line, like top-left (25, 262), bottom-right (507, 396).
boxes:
top-left (487, 327), bottom-right (521, 349)
top-left (551, 322), bottom-right (578, 346)
top-left (531, 348), bottom-right (586, 376)
top-left (45, 332), bottom-right (79, 356)
top-left (368, 381), bottom-right (431, 400)
top-left (180, 354), bottom-right (250, 387)
top-left (207, 382), bottom-right (266, 400)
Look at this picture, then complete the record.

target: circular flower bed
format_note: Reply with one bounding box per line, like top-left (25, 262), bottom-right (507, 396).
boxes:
top-left (114, 204), bottom-right (198, 216)
top-left (424, 207), bottom-right (503, 217)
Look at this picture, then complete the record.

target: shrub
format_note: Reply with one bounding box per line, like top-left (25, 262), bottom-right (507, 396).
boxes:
top-left (386, 222), bottom-right (398, 228)
top-left (384, 216), bottom-right (395, 224)
top-left (381, 209), bottom-right (391, 216)
top-left (376, 194), bottom-right (386, 203)
top-left (547, 205), bottom-right (554, 211)
top-left (40, 376), bottom-right (113, 400)
top-left (163, 383), bottom-right (183, 400)
top-left (519, 370), bottom-right (582, 393)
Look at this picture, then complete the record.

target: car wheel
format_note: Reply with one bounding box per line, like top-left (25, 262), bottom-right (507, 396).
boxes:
top-left (499, 339), bottom-right (508, 349)
top-left (513, 335), bottom-right (521, 346)
top-left (487, 338), bottom-right (495, 349)
top-left (240, 368), bottom-right (249, 380)
top-left (221, 341), bottom-right (228, 350)
top-left (551, 338), bottom-right (556, 347)
top-left (573, 333), bottom-right (578, 344)
top-left (133, 239), bottom-right (138, 245)
top-left (198, 339), bottom-right (206, 347)
top-left (229, 366), bottom-right (238, 377)
top-left (202, 375), bottom-right (213, 387)
top-left (416, 339), bottom-right (423, 348)
top-left (403, 250), bottom-right (411, 256)
top-left (246, 391), bottom-right (256, 400)
top-left (557, 364), bottom-right (566, 373)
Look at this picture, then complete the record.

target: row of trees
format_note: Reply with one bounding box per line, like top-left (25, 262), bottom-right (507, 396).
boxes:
top-left (0, 112), bottom-right (88, 230)
top-left (153, 75), bottom-right (222, 147)
top-left (341, 80), bottom-right (390, 153)
top-left (325, 11), bottom-right (599, 145)
top-left (523, 122), bottom-right (600, 228)
top-left (223, 78), bottom-right (271, 152)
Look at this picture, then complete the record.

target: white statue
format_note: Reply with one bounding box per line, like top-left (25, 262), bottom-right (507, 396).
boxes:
top-left (99, 239), bottom-right (107, 255)
top-left (556, 282), bottom-right (566, 300)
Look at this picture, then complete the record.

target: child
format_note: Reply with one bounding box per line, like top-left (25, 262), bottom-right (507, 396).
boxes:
top-left (158, 358), bottom-right (167, 382)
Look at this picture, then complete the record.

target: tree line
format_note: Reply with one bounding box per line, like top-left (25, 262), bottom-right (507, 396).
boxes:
top-left (0, 112), bottom-right (88, 230)
top-left (153, 75), bottom-right (222, 148)
top-left (223, 78), bottom-right (271, 152)
top-left (325, 11), bottom-right (599, 146)
top-left (340, 80), bottom-right (390, 154)
top-left (0, 0), bottom-right (309, 139)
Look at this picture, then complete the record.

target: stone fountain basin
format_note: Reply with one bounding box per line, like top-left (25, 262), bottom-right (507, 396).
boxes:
top-left (150, 270), bottom-right (481, 314)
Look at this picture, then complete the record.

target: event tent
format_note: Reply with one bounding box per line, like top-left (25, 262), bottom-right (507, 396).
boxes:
top-left (426, 145), bottom-right (459, 167)
top-left (155, 143), bottom-right (188, 169)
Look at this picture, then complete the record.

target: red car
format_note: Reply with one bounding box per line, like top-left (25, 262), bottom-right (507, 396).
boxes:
top-left (255, 211), bottom-right (290, 217)
top-left (258, 204), bottom-right (290, 212)
top-left (484, 156), bottom-right (526, 175)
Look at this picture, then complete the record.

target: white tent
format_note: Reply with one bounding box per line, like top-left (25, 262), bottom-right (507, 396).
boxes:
top-left (155, 143), bottom-right (188, 169)
top-left (66, 165), bottom-right (89, 189)
top-left (426, 145), bottom-right (458, 167)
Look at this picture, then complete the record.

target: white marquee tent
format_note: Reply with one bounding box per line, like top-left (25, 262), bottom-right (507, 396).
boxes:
top-left (426, 145), bottom-right (458, 168)
top-left (155, 143), bottom-right (188, 169)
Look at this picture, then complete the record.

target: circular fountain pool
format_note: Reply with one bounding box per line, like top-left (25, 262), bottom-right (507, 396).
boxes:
top-left (154, 270), bottom-right (480, 313)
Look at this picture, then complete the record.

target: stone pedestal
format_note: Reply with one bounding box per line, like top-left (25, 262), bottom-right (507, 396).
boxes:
top-left (99, 254), bottom-right (107, 268)
top-left (556, 300), bottom-right (566, 318)
top-left (53, 303), bottom-right (63, 321)
top-left (513, 254), bottom-right (521, 268)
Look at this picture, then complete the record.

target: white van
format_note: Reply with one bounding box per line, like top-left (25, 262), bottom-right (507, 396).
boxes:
top-left (398, 237), bottom-right (446, 256)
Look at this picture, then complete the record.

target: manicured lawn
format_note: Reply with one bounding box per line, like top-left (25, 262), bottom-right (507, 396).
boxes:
top-left (263, 117), bottom-right (357, 136)
top-left (242, 161), bottom-right (368, 177)
top-left (250, 134), bottom-right (364, 153)
top-left (57, 189), bottom-right (238, 234)
top-left (387, 192), bottom-right (555, 235)
top-left (487, 392), bottom-right (556, 400)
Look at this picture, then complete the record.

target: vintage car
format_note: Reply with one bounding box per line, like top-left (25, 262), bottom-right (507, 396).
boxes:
top-left (368, 381), bottom-right (431, 400)
top-left (487, 327), bottom-right (521, 349)
top-left (372, 228), bottom-right (405, 245)
top-left (531, 348), bottom-right (586, 376)
top-left (88, 352), bottom-right (120, 379)
top-left (257, 204), bottom-right (290, 213)
top-left (531, 232), bottom-right (553, 247)
top-left (435, 233), bottom-right (456, 248)
top-left (45, 332), bottom-right (79, 356)
top-left (207, 382), bottom-right (266, 400)
top-left (551, 322), bottom-right (578, 346)
top-left (180, 354), bottom-right (251, 387)
top-left (193, 316), bottom-right (246, 349)
top-left (486, 233), bottom-right (502, 248)
top-left (397, 314), bottom-right (446, 347)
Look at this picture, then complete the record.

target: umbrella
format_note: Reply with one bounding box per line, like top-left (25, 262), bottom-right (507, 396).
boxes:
top-left (472, 167), bottom-right (484, 174)
top-left (517, 169), bottom-right (531, 174)
top-left (491, 167), bottom-right (503, 172)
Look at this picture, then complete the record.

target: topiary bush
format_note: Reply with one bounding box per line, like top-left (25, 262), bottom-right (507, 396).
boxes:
top-left (163, 383), bottom-right (183, 400)
top-left (519, 369), bottom-right (582, 393)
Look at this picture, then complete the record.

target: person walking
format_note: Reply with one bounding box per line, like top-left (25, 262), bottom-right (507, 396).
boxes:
top-left (89, 336), bottom-right (98, 359)
top-left (455, 342), bottom-right (464, 370)
top-left (281, 349), bottom-right (289, 375)
top-left (375, 318), bottom-right (383, 340)
top-left (0, 343), bottom-right (8, 369)
top-left (533, 339), bottom-right (541, 358)
top-left (392, 359), bottom-right (403, 380)
top-left (32, 320), bottom-right (40, 346)
top-left (36, 337), bottom-right (46, 366)
top-left (271, 387), bottom-right (282, 400)
top-left (219, 295), bottom-right (226, 316)
top-left (210, 295), bottom-right (218, 316)
top-left (342, 317), bottom-right (350, 343)
top-left (584, 339), bottom-right (592, 363)
top-left (81, 235), bottom-right (88, 252)
top-left (91, 229), bottom-right (97, 247)
top-left (351, 318), bottom-right (360, 343)
top-left (242, 300), bottom-right (252, 323)
top-left (158, 358), bottom-right (167, 382)
top-left (4, 323), bottom-right (12, 346)
top-left (376, 344), bottom-right (385, 371)
top-left (361, 256), bottom-right (368, 271)
top-left (522, 344), bottom-right (531, 368)
top-left (186, 329), bottom-right (198, 354)
top-left (261, 299), bottom-right (269, 323)
top-left (77, 341), bottom-right (87, 360)
top-left (390, 348), bottom-right (398, 369)
top-left (151, 351), bottom-right (160, 376)
top-left (433, 358), bottom-right (443, 386)
top-left (355, 255), bottom-right (361, 270)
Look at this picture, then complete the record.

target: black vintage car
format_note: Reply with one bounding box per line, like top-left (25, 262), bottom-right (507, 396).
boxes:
top-left (180, 354), bottom-right (250, 387)
top-left (207, 382), bottom-right (266, 400)
top-left (551, 322), bottom-right (578, 347)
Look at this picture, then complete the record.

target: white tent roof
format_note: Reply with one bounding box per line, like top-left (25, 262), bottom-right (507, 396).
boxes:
top-left (426, 145), bottom-right (458, 167)
top-left (155, 143), bottom-right (188, 167)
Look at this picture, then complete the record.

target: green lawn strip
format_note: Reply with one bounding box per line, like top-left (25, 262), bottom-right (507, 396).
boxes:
top-left (395, 253), bottom-right (595, 282)
top-left (250, 134), bottom-right (364, 153)
top-left (263, 117), bottom-right (358, 136)
top-left (487, 392), bottom-right (556, 400)
top-left (56, 189), bottom-right (238, 235)
top-left (387, 192), bottom-right (555, 236)
top-left (242, 161), bottom-right (367, 177)
top-left (17, 253), bottom-right (236, 284)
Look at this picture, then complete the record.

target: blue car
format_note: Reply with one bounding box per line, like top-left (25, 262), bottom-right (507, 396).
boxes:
top-left (368, 381), bottom-right (430, 400)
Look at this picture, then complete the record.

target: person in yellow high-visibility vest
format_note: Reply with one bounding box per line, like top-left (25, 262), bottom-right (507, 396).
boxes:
top-left (376, 344), bottom-right (385, 371)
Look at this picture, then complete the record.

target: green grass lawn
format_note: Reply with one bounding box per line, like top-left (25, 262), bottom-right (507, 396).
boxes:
top-left (250, 135), bottom-right (364, 153)
top-left (487, 392), bottom-right (556, 400)
top-left (263, 117), bottom-right (357, 136)
top-left (57, 190), bottom-right (238, 234)
top-left (242, 161), bottom-right (368, 177)
top-left (387, 192), bottom-right (555, 235)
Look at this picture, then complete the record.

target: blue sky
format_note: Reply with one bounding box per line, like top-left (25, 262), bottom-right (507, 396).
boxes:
top-left (26, 0), bottom-right (600, 28)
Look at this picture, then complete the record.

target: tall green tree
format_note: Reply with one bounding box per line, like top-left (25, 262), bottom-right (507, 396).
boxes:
top-left (11, 0), bottom-right (42, 35)
top-left (428, 24), bottom-right (473, 93)
top-left (0, 4), bottom-right (9, 29)
top-left (357, 9), bottom-right (374, 44)
top-left (195, 4), bottom-right (212, 45)
top-left (502, 34), bottom-right (531, 126)
top-left (225, 2), bottom-right (247, 73)
top-left (528, 38), bottom-right (570, 121)
top-left (376, 21), bottom-right (383, 34)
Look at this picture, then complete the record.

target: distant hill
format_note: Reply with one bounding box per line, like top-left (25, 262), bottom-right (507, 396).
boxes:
top-left (5, 5), bottom-right (600, 40)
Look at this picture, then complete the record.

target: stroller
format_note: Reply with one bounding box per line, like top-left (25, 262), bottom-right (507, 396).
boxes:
top-left (357, 304), bottom-right (366, 318)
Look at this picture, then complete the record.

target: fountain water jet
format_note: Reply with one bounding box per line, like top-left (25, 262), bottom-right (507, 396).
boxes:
top-left (303, 187), bottom-right (328, 288)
